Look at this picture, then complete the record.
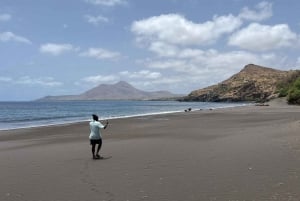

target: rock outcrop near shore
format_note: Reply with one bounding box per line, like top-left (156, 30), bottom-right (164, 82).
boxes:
top-left (182, 64), bottom-right (298, 102)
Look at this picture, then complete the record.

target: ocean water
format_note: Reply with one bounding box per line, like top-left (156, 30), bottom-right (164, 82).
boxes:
top-left (0, 100), bottom-right (248, 130)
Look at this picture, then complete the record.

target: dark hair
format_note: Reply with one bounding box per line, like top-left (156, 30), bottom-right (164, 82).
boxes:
top-left (92, 114), bottom-right (98, 121)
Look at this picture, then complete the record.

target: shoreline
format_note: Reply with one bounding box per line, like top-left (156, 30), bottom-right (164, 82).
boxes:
top-left (0, 102), bottom-right (250, 132)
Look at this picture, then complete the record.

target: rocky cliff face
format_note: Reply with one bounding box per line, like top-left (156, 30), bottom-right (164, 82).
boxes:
top-left (183, 64), bottom-right (295, 102)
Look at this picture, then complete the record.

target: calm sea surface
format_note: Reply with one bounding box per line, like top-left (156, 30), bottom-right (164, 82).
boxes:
top-left (0, 100), bottom-right (248, 130)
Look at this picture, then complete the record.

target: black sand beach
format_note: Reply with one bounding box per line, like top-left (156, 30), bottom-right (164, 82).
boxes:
top-left (0, 100), bottom-right (300, 201)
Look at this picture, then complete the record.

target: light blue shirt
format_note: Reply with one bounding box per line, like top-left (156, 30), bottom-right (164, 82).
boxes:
top-left (89, 120), bottom-right (104, 140)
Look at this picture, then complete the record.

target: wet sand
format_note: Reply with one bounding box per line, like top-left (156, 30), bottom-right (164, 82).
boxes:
top-left (0, 100), bottom-right (300, 201)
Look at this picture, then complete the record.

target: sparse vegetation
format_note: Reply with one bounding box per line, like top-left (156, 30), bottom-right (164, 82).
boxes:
top-left (287, 77), bottom-right (300, 104)
top-left (277, 70), bottom-right (300, 98)
top-left (183, 64), bottom-right (300, 104)
top-left (278, 87), bottom-right (289, 97)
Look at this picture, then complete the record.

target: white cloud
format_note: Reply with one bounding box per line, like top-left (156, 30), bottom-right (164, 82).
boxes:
top-left (119, 71), bottom-right (183, 93)
top-left (80, 70), bottom-right (162, 86)
top-left (0, 14), bottom-right (11, 22)
top-left (80, 75), bottom-right (118, 85)
top-left (130, 76), bottom-right (184, 91)
top-left (0, 31), bottom-right (31, 44)
top-left (193, 50), bottom-right (260, 71)
top-left (148, 42), bottom-right (179, 57)
top-left (128, 1), bottom-right (297, 93)
top-left (228, 23), bottom-right (299, 51)
top-left (177, 48), bottom-right (206, 59)
top-left (76, 47), bottom-right (291, 93)
top-left (80, 48), bottom-right (121, 60)
top-left (6, 76), bottom-right (63, 87)
top-left (147, 49), bottom-right (282, 72)
top-left (146, 59), bottom-right (190, 71)
top-left (0, 76), bottom-right (12, 82)
top-left (85, 0), bottom-right (126, 6)
top-left (84, 15), bottom-right (109, 26)
top-left (40, 43), bottom-right (78, 55)
top-left (17, 76), bottom-right (63, 87)
top-left (139, 47), bottom-right (288, 90)
top-left (120, 70), bottom-right (161, 79)
top-left (239, 1), bottom-right (273, 21)
top-left (131, 13), bottom-right (242, 47)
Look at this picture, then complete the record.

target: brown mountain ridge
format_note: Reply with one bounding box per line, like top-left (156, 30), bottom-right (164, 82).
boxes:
top-left (182, 64), bottom-right (299, 102)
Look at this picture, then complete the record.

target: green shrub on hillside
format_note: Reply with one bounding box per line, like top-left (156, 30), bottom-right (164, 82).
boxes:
top-left (277, 70), bottom-right (300, 97)
top-left (287, 77), bottom-right (300, 104)
top-left (278, 87), bottom-right (289, 97)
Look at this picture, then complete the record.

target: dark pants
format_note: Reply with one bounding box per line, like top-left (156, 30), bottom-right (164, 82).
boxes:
top-left (90, 139), bottom-right (102, 156)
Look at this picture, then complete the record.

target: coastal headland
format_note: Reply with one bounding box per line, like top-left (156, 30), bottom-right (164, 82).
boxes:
top-left (0, 99), bottom-right (300, 201)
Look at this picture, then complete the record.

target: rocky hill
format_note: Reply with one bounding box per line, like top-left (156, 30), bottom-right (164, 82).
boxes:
top-left (182, 64), bottom-right (298, 102)
top-left (37, 81), bottom-right (180, 101)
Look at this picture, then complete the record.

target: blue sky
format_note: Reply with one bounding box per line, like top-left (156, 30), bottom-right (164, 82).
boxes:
top-left (1, 0), bottom-right (300, 101)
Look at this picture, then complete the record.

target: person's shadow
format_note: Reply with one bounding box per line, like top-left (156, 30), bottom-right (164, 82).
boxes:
top-left (94, 156), bottom-right (112, 160)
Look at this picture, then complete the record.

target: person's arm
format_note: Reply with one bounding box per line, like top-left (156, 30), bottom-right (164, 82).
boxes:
top-left (104, 120), bottom-right (109, 129)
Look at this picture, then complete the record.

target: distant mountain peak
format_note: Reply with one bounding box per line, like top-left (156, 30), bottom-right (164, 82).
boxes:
top-left (113, 81), bottom-right (135, 89)
top-left (36, 80), bottom-right (181, 101)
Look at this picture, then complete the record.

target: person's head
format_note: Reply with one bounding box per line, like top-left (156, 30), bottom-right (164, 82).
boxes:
top-left (92, 114), bottom-right (99, 121)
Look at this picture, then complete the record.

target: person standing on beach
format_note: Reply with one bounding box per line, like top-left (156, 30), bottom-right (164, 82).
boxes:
top-left (89, 114), bottom-right (108, 159)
